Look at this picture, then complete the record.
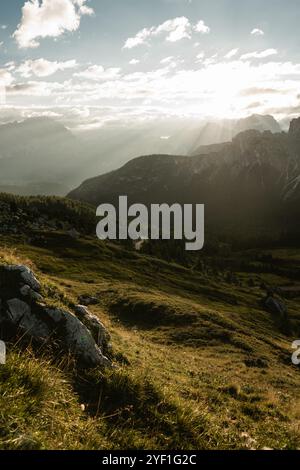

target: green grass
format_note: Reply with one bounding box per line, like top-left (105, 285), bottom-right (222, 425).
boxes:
top-left (1, 232), bottom-right (300, 449)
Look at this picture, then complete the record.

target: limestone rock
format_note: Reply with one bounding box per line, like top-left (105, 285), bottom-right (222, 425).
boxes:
top-left (4, 265), bottom-right (41, 292)
top-left (74, 305), bottom-right (111, 352)
top-left (0, 264), bottom-right (111, 368)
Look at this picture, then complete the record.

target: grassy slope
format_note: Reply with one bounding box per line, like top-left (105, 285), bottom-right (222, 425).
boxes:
top-left (0, 232), bottom-right (300, 450)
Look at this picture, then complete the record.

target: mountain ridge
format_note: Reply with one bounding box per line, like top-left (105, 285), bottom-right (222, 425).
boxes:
top-left (0, 113), bottom-right (282, 197)
top-left (68, 118), bottom-right (300, 241)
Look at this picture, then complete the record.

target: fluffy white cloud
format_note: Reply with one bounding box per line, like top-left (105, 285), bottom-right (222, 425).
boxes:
top-left (156, 17), bottom-right (192, 42)
top-left (240, 49), bottom-right (278, 60)
top-left (129, 59), bottom-right (140, 65)
top-left (160, 56), bottom-right (175, 64)
top-left (6, 80), bottom-right (66, 97)
top-left (159, 56), bottom-right (182, 69)
top-left (196, 51), bottom-right (205, 60)
top-left (0, 69), bottom-right (14, 86)
top-left (224, 48), bottom-right (239, 59)
top-left (194, 20), bottom-right (210, 34)
top-left (74, 65), bottom-right (121, 80)
top-left (17, 58), bottom-right (78, 77)
top-left (123, 17), bottom-right (210, 49)
top-left (3, 57), bottom-right (300, 127)
top-left (60, 58), bottom-right (300, 122)
top-left (13, 0), bottom-right (94, 49)
top-left (123, 28), bottom-right (152, 49)
top-left (251, 28), bottom-right (265, 36)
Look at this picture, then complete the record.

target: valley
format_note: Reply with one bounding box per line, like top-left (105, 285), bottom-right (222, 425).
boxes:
top-left (0, 194), bottom-right (299, 449)
top-left (0, 114), bottom-right (284, 197)
top-left (0, 114), bottom-right (300, 450)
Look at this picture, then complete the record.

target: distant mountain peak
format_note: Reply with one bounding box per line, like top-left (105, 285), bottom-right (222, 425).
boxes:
top-left (289, 117), bottom-right (300, 136)
top-left (190, 114), bottom-right (282, 155)
top-left (68, 116), bottom-right (300, 234)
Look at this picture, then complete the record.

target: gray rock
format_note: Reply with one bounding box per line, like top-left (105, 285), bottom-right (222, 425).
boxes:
top-left (68, 228), bottom-right (80, 239)
top-left (4, 265), bottom-right (41, 292)
top-left (78, 295), bottom-right (98, 306)
top-left (19, 284), bottom-right (31, 297)
top-left (74, 305), bottom-right (111, 350)
top-left (20, 284), bottom-right (43, 302)
top-left (0, 265), bottom-right (111, 368)
top-left (263, 296), bottom-right (287, 318)
top-left (45, 307), bottom-right (111, 367)
top-left (6, 298), bottom-right (50, 339)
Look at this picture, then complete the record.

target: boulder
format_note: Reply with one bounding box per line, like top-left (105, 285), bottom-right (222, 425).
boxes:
top-left (0, 264), bottom-right (111, 368)
top-left (4, 265), bottom-right (41, 292)
top-left (67, 228), bottom-right (80, 239)
top-left (263, 295), bottom-right (288, 318)
top-left (78, 295), bottom-right (98, 306)
top-left (74, 305), bottom-right (111, 352)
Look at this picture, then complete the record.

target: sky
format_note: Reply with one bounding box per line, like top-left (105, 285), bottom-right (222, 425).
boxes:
top-left (0, 0), bottom-right (300, 130)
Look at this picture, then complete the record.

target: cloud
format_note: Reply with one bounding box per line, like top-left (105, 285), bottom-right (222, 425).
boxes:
top-left (13, 0), bottom-right (94, 49)
top-left (0, 69), bottom-right (14, 86)
top-left (251, 28), bottom-right (265, 36)
top-left (62, 59), bottom-right (300, 122)
top-left (129, 59), bottom-right (140, 65)
top-left (240, 87), bottom-right (282, 96)
top-left (195, 51), bottom-right (205, 63)
top-left (6, 83), bottom-right (39, 94)
top-left (74, 65), bottom-right (121, 80)
top-left (156, 17), bottom-right (192, 42)
top-left (240, 49), bottom-right (278, 60)
top-left (224, 48), bottom-right (239, 59)
top-left (6, 79), bottom-right (67, 97)
top-left (123, 17), bottom-right (210, 49)
top-left (123, 28), bottom-right (153, 49)
top-left (194, 20), bottom-right (210, 34)
top-left (17, 58), bottom-right (78, 77)
top-left (160, 56), bottom-right (175, 64)
top-left (4, 52), bottom-right (300, 125)
top-left (159, 56), bottom-right (183, 69)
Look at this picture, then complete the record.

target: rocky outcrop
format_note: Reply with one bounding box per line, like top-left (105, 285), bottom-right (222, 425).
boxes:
top-left (78, 295), bottom-right (98, 306)
top-left (0, 264), bottom-right (111, 368)
top-left (74, 305), bottom-right (111, 354)
top-left (263, 295), bottom-right (288, 319)
top-left (289, 117), bottom-right (300, 136)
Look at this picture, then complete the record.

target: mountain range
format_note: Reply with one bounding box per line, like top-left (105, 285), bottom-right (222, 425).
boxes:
top-left (69, 117), bottom-right (300, 243)
top-left (0, 114), bottom-right (282, 197)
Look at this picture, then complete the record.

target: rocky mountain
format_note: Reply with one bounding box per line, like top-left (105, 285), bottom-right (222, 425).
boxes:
top-left (77, 114), bottom-right (282, 176)
top-left (0, 114), bottom-right (281, 197)
top-left (68, 117), bottom-right (300, 241)
top-left (189, 114), bottom-right (282, 155)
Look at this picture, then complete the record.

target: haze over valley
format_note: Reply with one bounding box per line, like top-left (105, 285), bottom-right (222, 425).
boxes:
top-left (0, 113), bottom-right (285, 196)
